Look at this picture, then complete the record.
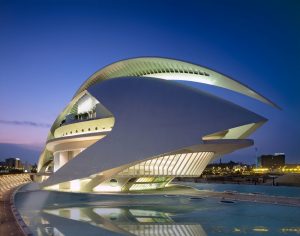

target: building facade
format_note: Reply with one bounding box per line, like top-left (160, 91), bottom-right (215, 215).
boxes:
top-left (35, 57), bottom-right (278, 193)
top-left (5, 158), bottom-right (22, 169)
top-left (257, 153), bottom-right (285, 169)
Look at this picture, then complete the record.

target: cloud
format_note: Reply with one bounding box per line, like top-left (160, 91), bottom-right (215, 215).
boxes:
top-left (0, 119), bottom-right (51, 128)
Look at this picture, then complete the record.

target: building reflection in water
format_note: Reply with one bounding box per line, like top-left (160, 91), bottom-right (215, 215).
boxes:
top-left (32, 206), bottom-right (206, 236)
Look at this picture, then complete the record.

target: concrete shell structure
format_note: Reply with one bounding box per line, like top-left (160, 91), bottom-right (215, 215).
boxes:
top-left (36, 57), bottom-right (277, 193)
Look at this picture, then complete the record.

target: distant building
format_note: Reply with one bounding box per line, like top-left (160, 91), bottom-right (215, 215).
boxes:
top-left (282, 164), bottom-right (300, 173)
top-left (257, 153), bottom-right (285, 169)
top-left (203, 161), bottom-right (251, 176)
top-left (5, 158), bottom-right (22, 169)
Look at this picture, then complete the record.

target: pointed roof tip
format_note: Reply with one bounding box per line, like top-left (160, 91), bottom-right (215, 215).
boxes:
top-left (270, 102), bottom-right (282, 110)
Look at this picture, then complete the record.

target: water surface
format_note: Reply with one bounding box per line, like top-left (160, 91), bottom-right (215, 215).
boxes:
top-left (183, 182), bottom-right (300, 198)
top-left (15, 183), bottom-right (300, 236)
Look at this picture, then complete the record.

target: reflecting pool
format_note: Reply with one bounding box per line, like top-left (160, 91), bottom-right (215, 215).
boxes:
top-left (182, 182), bottom-right (300, 198)
top-left (15, 183), bottom-right (300, 236)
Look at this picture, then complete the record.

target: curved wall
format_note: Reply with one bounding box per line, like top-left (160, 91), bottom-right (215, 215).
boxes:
top-left (40, 77), bottom-right (266, 191)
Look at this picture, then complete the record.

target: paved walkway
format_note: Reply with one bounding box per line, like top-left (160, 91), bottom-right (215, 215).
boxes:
top-left (0, 174), bottom-right (31, 236)
top-left (0, 187), bottom-right (24, 236)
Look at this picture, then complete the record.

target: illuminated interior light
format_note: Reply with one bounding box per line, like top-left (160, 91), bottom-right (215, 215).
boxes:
top-left (93, 208), bottom-right (122, 216)
top-left (44, 184), bottom-right (59, 191)
top-left (70, 208), bottom-right (82, 220)
top-left (233, 228), bottom-right (241, 232)
top-left (253, 227), bottom-right (269, 232)
top-left (118, 152), bottom-right (214, 178)
top-left (253, 168), bottom-right (269, 173)
top-left (143, 73), bottom-right (216, 85)
top-left (70, 179), bottom-right (81, 192)
top-left (129, 209), bottom-right (169, 217)
top-left (93, 184), bottom-right (122, 192)
top-left (77, 95), bottom-right (99, 114)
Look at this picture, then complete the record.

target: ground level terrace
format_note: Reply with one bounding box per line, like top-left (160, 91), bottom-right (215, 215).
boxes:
top-left (0, 174), bottom-right (31, 236)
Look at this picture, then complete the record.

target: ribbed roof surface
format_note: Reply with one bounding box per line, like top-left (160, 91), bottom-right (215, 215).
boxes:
top-left (74, 57), bottom-right (279, 109)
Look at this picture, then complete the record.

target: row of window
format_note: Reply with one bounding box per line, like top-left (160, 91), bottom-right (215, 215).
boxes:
top-left (61, 127), bottom-right (109, 137)
top-left (118, 152), bottom-right (214, 176)
top-left (132, 68), bottom-right (210, 77)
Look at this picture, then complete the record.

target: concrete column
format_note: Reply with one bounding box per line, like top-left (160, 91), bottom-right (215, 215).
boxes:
top-left (53, 152), bottom-right (60, 172)
top-left (54, 151), bottom-right (69, 172)
top-left (60, 151), bottom-right (69, 168)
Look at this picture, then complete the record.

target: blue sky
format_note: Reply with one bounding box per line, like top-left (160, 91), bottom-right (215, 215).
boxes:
top-left (0, 0), bottom-right (299, 164)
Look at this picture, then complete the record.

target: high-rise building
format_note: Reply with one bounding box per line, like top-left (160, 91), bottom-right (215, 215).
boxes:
top-left (5, 157), bottom-right (22, 169)
top-left (257, 153), bottom-right (285, 169)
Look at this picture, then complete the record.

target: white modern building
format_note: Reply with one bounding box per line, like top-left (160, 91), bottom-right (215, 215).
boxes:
top-left (36, 57), bottom-right (278, 193)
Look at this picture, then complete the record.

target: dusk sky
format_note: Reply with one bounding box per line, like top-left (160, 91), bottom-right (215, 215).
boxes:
top-left (0, 0), bottom-right (299, 164)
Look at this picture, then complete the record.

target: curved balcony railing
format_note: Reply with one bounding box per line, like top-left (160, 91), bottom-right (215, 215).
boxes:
top-left (53, 117), bottom-right (114, 139)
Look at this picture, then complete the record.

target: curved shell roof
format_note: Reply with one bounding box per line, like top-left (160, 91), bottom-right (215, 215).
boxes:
top-left (74, 57), bottom-right (279, 109)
